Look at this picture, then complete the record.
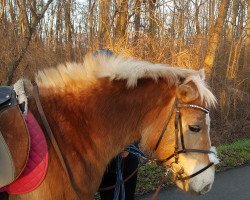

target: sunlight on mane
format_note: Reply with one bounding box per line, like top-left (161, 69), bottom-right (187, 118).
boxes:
top-left (184, 74), bottom-right (217, 107)
top-left (35, 54), bottom-right (216, 106)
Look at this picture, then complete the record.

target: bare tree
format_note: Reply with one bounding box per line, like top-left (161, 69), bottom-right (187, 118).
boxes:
top-left (48, 3), bottom-right (56, 47)
top-left (203, 0), bottom-right (230, 77)
top-left (65, 0), bottom-right (72, 44)
top-left (88, 0), bottom-right (96, 47)
top-left (243, 0), bottom-right (250, 71)
top-left (0, 0), bottom-right (6, 23)
top-left (149, 0), bottom-right (156, 37)
top-left (134, 0), bottom-right (141, 42)
top-left (55, 0), bottom-right (63, 46)
top-left (208, 0), bottom-right (215, 32)
top-left (226, 0), bottom-right (242, 80)
top-left (4, 0), bottom-right (54, 85)
top-left (98, 0), bottom-right (111, 48)
top-left (115, 0), bottom-right (128, 41)
top-left (64, 0), bottom-right (73, 59)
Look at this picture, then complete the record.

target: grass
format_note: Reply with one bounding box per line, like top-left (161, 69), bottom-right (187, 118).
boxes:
top-left (135, 139), bottom-right (250, 196)
top-left (216, 139), bottom-right (250, 170)
top-left (135, 162), bottom-right (167, 195)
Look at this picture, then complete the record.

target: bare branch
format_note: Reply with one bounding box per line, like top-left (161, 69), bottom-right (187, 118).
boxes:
top-left (4, 0), bottom-right (54, 85)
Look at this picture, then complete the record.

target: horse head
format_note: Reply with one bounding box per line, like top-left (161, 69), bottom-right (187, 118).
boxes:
top-left (140, 70), bottom-right (218, 195)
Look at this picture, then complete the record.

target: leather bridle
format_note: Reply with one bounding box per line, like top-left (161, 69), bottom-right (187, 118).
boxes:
top-left (154, 98), bottom-right (215, 181)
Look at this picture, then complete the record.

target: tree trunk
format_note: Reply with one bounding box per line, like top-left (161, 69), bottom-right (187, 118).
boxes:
top-left (8, 0), bottom-right (15, 23)
top-left (149, 0), bottom-right (156, 37)
top-left (48, 3), bottom-right (55, 48)
top-left (227, 0), bottom-right (239, 40)
top-left (17, 0), bottom-right (30, 37)
top-left (65, 0), bottom-right (72, 43)
top-left (243, 0), bottom-right (250, 71)
top-left (98, 0), bottom-right (111, 48)
top-left (194, 0), bottom-right (201, 36)
top-left (115, 0), bottom-right (128, 41)
top-left (170, 7), bottom-right (176, 45)
top-left (177, 0), bottom-right (185, 51)
top-left (208, 0), bottom-right (215, 34)
top-left (8, 0), bottom-right (18, 35)
top-left (0, 0), bottom-right (6, 24)
top-left (226, 0), bottom-right (241, 80)
top-left (240, 0), bottom-right (250, 90)
top-left (203, 0), bottom-right (230, 77)
top-left (65, 0), bottom-right (73, 59)
top-left (134, 0), bottom-right (141, 43)
top-left (88, 0), bottom-right (95, 47)
top-left (56, 0), bottom-right (62, 46)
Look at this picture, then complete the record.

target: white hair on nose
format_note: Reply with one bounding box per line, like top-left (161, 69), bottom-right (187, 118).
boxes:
top-left (209, 146), bottom-right (220, 165)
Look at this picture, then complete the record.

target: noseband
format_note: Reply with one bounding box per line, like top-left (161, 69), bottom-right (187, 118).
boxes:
top-left (154, 98), bottom-right (215, 181)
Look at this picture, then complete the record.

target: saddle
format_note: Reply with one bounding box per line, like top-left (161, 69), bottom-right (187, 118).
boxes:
top-left (0, 86), bottom-right (30, 187)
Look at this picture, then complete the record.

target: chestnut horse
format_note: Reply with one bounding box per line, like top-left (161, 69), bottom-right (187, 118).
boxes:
top-left (7, 53), bottom-right (217, 200)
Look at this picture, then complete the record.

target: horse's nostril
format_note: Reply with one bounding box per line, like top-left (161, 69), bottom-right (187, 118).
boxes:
top-left (200, 184), bottom-right (211, 194)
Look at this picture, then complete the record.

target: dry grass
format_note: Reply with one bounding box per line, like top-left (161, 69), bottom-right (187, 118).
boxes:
top-left (0, 23), bottom-right (249, 145)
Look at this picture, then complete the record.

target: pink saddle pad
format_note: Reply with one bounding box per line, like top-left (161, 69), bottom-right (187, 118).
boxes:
top-left (0, 111), bottom-right (49, 194)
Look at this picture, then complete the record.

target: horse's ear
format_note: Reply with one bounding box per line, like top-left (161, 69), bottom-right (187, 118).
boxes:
top-left (176, 81), bottom-right (199, 103)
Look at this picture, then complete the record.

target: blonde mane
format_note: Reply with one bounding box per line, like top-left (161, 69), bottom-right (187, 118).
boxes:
top-left (35, 54), bottom-right (216, 106)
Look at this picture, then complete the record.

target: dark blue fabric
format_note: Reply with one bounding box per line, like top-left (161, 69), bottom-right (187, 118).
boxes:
top-left (113, 145), bottom-right (145, 200)
top-left (99, 153), bottom-right (139, 200)
top-left (93, 49), bottom-right (114, 57)
top-left (99, 143), bottom-right (146, 200)
top-left (114, 155), bottom-right (125, 200)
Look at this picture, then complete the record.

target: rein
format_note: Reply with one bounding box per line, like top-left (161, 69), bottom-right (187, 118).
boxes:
top-left (32, 86), bottom-right (81, 200)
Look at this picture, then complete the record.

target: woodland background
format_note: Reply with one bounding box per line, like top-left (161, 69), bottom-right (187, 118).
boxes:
top-left (0, 0), bottom-right (249, 144)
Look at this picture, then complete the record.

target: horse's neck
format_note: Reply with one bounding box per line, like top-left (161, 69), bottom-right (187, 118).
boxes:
top-left (33, 91), bottom-right (103, 197)
top-left (75, 78), bottom-right (176, 163)
top-left (36, 78), bottom-right (175, 198)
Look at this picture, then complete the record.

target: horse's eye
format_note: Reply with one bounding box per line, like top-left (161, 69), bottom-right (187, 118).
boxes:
top-left (188, 125), bottom-right (201, 132)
